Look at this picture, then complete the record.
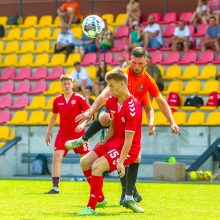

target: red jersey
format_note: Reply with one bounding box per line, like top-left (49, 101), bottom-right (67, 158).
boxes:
top-left (52, 92), bottom-right (89, 136)
top-left (123, 67), bottom-right (160, 106)
top-left (106, 95), bottom-right (142, 155)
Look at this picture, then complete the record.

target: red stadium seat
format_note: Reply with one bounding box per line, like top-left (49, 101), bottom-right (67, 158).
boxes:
top-left (160, 37), bottom-right (173, 51)
top-left (28, 81), bottom-right (47, 94)
top-left (188, 24), bottom-right (195, 35)
top-left (196, 51), bottom-right (214, 64)
top-left (0, 68), bottom-right (16, 81)
top-left (179, 12), bottom-right (193, 23)
top-left (149, 12), bottom-right (162, 23)
top-left (111, 51), bottom-right (130, 65)
top-left (160, 12), bottom-right (177, 24)
top-left (162, 25), bottom-right (176, 37)
top-left (29, 67), bottom-right (48, 80)
top-left (45, 67), bottom-right (64, 80)
top-left (0, 81), bottom-right (14, 94)
top-left (0, 111), bottom-right (11, 124)
top-left (12, 67), bottom-right (32, 81)
top-left (212, 53), bottom-right (220, 64)
top-left (111, 38), bottom-right (129, 52)
top-left (81, 53), bottom-right (97, 66)
top-left (9, 95), bottom-right (29, 110)
top-left (95, 52), bottom-right (113, 65)
top-left (161, 51), bottom-right (180, 65)
top-left (11, 81), bottom-right (31, 94)
top-left (192, 24), bottom-right (209, 37)
top-left (150, 51), bottom-right (163, 64)
top-left (0, 96), bottom-right (12, 109)
top-left (113, 25), bottom-right (130, 38)
top-left (178, 51), bottom-right (197, 64)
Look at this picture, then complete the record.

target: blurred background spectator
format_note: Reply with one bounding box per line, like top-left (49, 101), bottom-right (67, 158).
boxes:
top-left (54, 23), bottom-right (76, 61)
top-left (84, 86), bottom-right (95, 106)
top-left (190, 0), bottom-right (207, 25)
top-left (201, 16), bottom-right (220, 52)
top-left (125, 0), bottom-right (141, 28)
top-left (207, 0), bottom-right (220, 23)
top-left (171, 20), bottom-right (192, 52)
top-left (71, 61), bottom-right (93, 96)
top-left (93, 61), bottom-right (107, 96)
top-left (143, 15), bottom-right (162, 50)
top-left (57, 0), bottom-right (81, 26)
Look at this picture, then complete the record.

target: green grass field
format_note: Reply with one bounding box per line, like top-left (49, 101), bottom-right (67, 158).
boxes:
top-left (0, 179), bottom-right (220, 220)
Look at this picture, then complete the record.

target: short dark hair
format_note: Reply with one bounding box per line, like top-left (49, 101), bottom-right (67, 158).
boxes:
top-left (131, 47), bottom-right (147, 58)
top-left (73, 61), bottom-right (80, 66)
top-left (105, 69), bottom-right (128, 83)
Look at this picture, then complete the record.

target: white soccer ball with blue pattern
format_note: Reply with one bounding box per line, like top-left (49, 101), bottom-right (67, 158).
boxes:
top-left (82, 15), bottom-right (105, 38)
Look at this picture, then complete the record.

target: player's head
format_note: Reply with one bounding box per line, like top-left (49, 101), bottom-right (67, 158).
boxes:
top-left (105, 69), bottom-right (128, 97)
top-left (60, 74), bottom-right (73, 94)
top-left (130, 47), bottom-right (147, 76)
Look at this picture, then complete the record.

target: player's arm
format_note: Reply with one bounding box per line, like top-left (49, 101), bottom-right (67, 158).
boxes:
top-left (45, 113), bottom-right (58, 146)
top-left (102, 119), bottom-right (114, 143)
top-left (75, 86), bottom-right (112, 123)
top-left (142, 103), bottom-right (155, 135)
top-left (155, 94), bottom-right (179, 134)
top-left (117, 131), bottom-right (135, 178)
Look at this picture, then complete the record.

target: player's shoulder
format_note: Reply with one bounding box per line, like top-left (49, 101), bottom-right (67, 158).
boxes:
top-left (73, 92), bottom-right (86, 101)
top-left (54, 94), bottom-right (63, 100)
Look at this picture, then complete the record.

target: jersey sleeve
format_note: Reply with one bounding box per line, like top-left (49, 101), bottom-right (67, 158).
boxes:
top-left (141, 92), bottom-right (150, 106)
top-left (52, 98), bottom-right (59, 114)
top-left (124, 99), bottom-right (138, 133)
top-left (106, 96), bottom-right (112, 112)
top-left (78, 95), bottom-right (90, 112)
top-left (60, 3), bottom-right (67, 10)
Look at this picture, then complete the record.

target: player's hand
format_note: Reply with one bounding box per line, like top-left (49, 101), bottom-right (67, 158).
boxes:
top-left (148, 124), bottom-right (155, 135)
top-left (75, 123), bottom-right (86, 133)
top-left (170, 123), bottom-right (180, 134)
top-left (117, 163), bottom-right (125, 178)
top-left (45, 133), bottom-right (51, 146)
top-left (75, 109), bottom-right (93, 124)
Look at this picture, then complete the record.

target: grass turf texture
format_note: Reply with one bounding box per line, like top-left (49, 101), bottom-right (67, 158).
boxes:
top-left (0, 179), bottom-right (220, 220)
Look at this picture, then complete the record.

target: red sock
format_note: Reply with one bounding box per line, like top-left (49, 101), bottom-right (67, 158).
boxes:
top-left (87, 175), bottom-right (103, 210)
top-left (83, 169), bottom-right (92, 185)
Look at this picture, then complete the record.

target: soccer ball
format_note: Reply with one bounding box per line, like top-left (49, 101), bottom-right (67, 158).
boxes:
top-left (203, 170), bottom-right (213, 181)
top-left (82, 15), bottom-right (105, 38)
top-left (189, 171), bottom-right (198, 181)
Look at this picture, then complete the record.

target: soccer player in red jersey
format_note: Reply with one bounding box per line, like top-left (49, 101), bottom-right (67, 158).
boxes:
top-left (77, 69), bottom-right (144, 216)
top-left (44, 75), bottom-right (90, 194)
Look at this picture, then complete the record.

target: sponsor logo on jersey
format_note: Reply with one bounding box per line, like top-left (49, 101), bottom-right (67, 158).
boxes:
top-left (71, 100), bottom-right (76, 105)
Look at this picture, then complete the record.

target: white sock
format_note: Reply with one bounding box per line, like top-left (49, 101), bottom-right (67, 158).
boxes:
top-left (125, 195), bottom-right (134, 201)
top-left (53, 187), bottom-right (59, 191)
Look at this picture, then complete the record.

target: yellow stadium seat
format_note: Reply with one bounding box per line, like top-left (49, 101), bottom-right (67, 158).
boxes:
top-left (0, 16), bottom-right (8, 25)
top-left (157, 65), bottom-right (164, 77)
top-left (71, 27), bottom-right (82, 39)
top-left (112, 13), bottom-right (126, 26)
top-left (164, 66), bottom-right (181, 80)
top-left (172, 111), bottom-right (187, 125)
top-left (36, 15), bottom-right (53, 27)
top-left (0, 142), bottom-right (6, 148)
top-left (7, 111), bottom-right (28, 125)
top-left (203, 112), bottom-right (220, 125)
top-left (85, 66), bottom-right (97, 80)
top-left (65, 67), bottom-right (73, 75)
top-left (32, 53), bottom-right (49, 67)
top-left (23, 111), bottom-right (45, 125)
top-left (0, 126), bottom-right (10, 140)
top-left (51, 16), bottom-right (61, 28)
top-left (26, 96), bottom-right (46, 110)
top-left (49, 28), bottom-right (60, 40)
top-left (200, 106), bottom-right (217, 111)
top-left (181, 80), bottom-right (201, 95)
top-left (2, 41), bottom-right (19, 54)
top-left (18, 41), bottom-right (35, 54)
top-left (102, 14), bottom-right (114, 25)
top-left (47, 54), bottom-right (65, 67)
top-left (184, 112), bottom-right (205, 125)
top-left (163, 80), bottom-right (184, 95)
top-left (198, 80), bottom-right (219, 95)
top-left (42, 97), bottom-right (55, 110)
top-left (41, 112), bottom-right (60, 125)
top-left (20, 28), bottom-right (36, 40)
top-left (196, 65), bottom-right (217, 80)
top-left (3, 28), bottom-right (21, 40)
top-left (34, 27), bottom-right (51, 40)
top-left (179, 66), bottom-right (199, 80)
top-left (44, 81), bottom-right (62, 95)
top-left (1, 54), bottom-right (18, 67)
top-left (20, 16), bottom-right (38, 28)
top-left (63, 53), bottom-right (81, 67)
top-left (0, 55), bottom-right (2, 64)
top-left (181, 106), bottom-right (197, 111)
top-left (151, 98), bottom-right (159, 110)
top-left (0, 41), bottom-right (4, 51)
top-left (33, 40), bottom-right (52, 54)
top-left (154, 112), bottom-right (167, 125)
top-left (15, 54), bottom-right (34, 67)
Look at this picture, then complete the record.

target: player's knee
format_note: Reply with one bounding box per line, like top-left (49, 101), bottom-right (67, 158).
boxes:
top-left (80, 156), bottom-right (89, 169)
top-left (99, 113), bottom-right (110, 127)
top-left (92, 160), bottom-right (103, 174)
top-left (53, 154), bottom-right (63, 164)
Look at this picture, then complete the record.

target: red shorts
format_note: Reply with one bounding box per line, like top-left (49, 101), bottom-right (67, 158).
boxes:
top-left (93, 140), bottom-right (139, 173)
top-left (54, 133), bottom-right (89, 156)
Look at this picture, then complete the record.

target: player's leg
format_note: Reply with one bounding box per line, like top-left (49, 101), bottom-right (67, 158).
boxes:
top-left (45, 150), bottom-right (65, 194)
top-left (65, 106), bottom-right (110, 149)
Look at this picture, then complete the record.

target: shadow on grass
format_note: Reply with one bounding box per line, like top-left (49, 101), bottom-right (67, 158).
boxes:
top-left (68, 211), bottom-right (134, 217)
